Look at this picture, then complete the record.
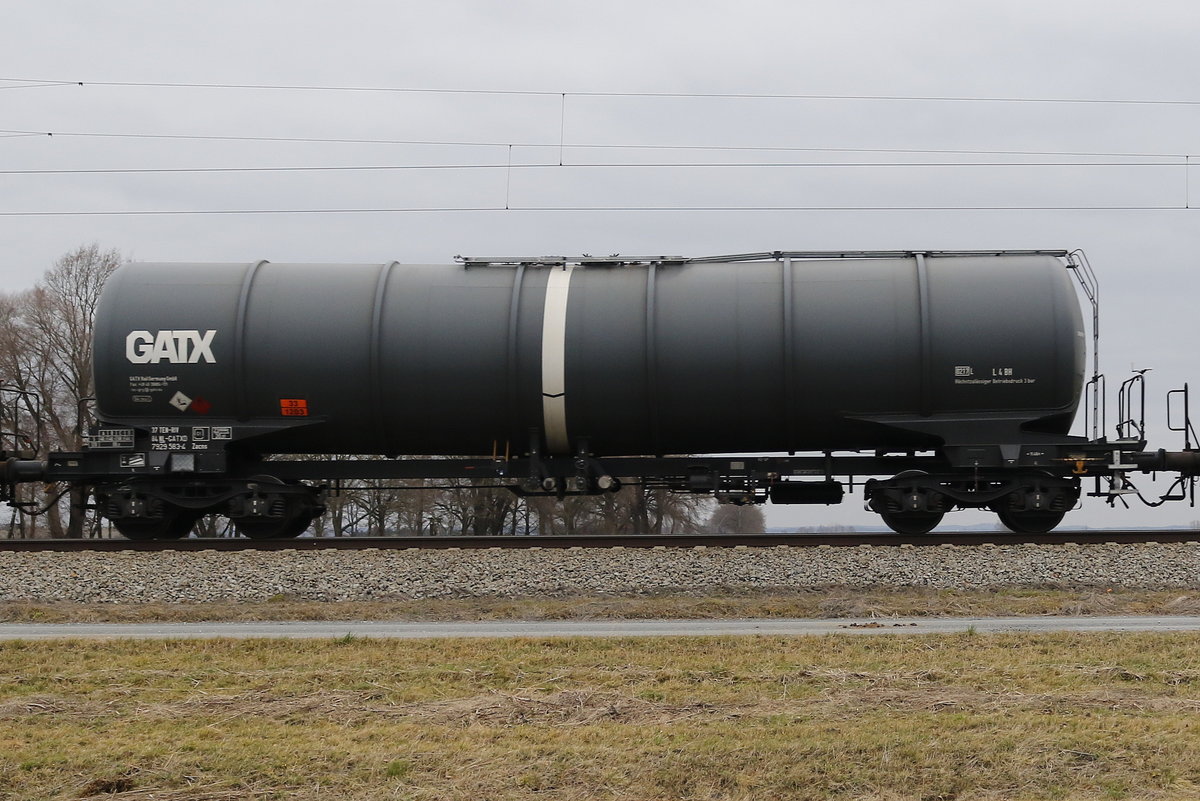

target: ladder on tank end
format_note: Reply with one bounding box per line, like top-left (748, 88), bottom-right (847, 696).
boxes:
top-left (1087, 370), bottom-right (1199, 509)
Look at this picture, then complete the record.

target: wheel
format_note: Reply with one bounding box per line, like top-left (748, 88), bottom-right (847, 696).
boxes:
top-left (993, 507), bottom-right (1066, 534)
top-left (878, 509), bottom-right (945, 536)
top-left (870, 470), bottom-right (946, 535)
top-left (113, 508), bottom-right (200, 541)
top-left (229, 478), bottom-right (321, 539)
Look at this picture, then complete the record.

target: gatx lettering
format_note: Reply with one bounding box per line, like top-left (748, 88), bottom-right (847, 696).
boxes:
top-left (126, 330), bottom-right (217, 364)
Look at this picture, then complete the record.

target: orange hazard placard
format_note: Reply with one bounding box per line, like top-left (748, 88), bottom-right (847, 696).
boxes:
top-left (280, 398), bottom-right (309, 416)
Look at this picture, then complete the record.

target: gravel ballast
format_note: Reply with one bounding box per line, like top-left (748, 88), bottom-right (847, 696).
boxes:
top-left (4, 542), bottom-right (1200, 603)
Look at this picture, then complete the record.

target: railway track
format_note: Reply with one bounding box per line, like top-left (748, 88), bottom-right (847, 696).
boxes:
top-left (1, 530), bottom-right (1198, 552)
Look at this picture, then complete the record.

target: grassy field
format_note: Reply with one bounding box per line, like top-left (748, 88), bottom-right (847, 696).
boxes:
top-left (3, 631), bottom-right (1200, 800)
top-left (4, 586), bottom-right (1200, 623)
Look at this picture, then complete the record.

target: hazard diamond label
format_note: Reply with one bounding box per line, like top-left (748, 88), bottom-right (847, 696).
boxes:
top-left (169, 391), bottom-right (192, 411)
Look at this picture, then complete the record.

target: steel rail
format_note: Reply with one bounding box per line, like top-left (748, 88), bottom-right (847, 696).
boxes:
top-left (1, 530), bottom-right (1198, 552)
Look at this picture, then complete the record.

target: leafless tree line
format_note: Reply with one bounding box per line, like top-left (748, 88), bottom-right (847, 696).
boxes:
top-left (306, 479), bottom-right (721, 537)
top-left (0, 245), bottom-right (755, 538)
top-left (0, 244), bottom-right (118, 538)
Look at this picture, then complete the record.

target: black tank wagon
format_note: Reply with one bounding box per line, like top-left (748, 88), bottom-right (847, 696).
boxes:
top-left (2, 249), bottom-right (1197, 539)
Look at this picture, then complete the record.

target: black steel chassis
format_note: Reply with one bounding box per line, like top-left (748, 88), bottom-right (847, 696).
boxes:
top-left (2, 374), bottom-right (1198, 538)
top-left (11, 429), bottom-right (1197, 487)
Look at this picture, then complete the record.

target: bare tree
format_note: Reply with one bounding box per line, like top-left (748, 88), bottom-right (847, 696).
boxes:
top-left (430, 483), bottom-right (519, 536)
top-left (706, 503), bottom-right (767, 534)
top-left (0, 244), bottom-right (121, 537)
top-left (526, 486), bottom-right (712, 536)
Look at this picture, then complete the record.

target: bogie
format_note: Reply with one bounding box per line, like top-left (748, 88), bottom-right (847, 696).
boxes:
top-left (867, 471), bottom-right (1080, 535)
top-left (96, 478), bottom-right (324, 541)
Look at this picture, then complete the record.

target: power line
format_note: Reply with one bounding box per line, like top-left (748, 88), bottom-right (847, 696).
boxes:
top-left (0, 161), bottom-right (1188, 176)
top-left (3, 77), bottom-right (553, 97)
top-left (0, 128), bottom-right (1187, 161)
top-left (0, 80), bottom-right (79, 91)
top-left (0, 128), bottom-right (524, 148)
top-left (5, 76), bottom-right (1200, 107)
top-left (0, 207), bottom-right (501, 216)
top-left (3, 163), bottom-right (521, 175)
top-left (0, 205), bottom-right (1191, 217)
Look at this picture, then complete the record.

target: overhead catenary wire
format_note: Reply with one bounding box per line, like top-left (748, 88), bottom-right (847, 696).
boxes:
top-left (2, 132), bottom-right (1192, 211)
top-left (0, 80), bottom-right (81, 91)
top-left (0, 128), bottom-right (1190, 161)
top-left (6, 76), bottom-right (1200, 106)
top-left (0, 205), bottom-right (1193, 217)
top-left (0, 160), bottom-right (1191, 176)
top-left (3, 81), bottom-right (1196, 215)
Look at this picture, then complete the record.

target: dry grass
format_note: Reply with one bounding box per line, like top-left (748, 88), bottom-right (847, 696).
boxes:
top-left (6, 586), bottom-right (1200, 624)
top-left (3, 633), bottom-right (1200, 799)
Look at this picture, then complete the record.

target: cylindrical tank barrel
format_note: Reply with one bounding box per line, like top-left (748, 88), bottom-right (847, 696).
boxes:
top-left (92, 253), bottom-right (1086, 457)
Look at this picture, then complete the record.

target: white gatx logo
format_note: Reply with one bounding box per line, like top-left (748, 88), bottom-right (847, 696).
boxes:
top-left (126, 330), bottom-right (217, 364)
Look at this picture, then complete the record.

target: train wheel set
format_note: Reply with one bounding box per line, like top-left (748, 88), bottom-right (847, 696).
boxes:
top-left (93, 477), bottom-right (324, 540)
top-left (1, 250), bottom-right (1197, 539)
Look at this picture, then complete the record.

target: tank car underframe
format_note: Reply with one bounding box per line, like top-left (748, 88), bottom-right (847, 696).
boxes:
top-left (2, 434), bottom-right (1197, 539)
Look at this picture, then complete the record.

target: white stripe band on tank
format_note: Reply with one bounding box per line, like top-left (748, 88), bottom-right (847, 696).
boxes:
top-left (541, 264), bottom-right (574, 454)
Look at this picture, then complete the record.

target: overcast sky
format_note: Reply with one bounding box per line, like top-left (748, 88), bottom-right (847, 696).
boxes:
top-left (4, 0), bottom-right (1200, 529)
